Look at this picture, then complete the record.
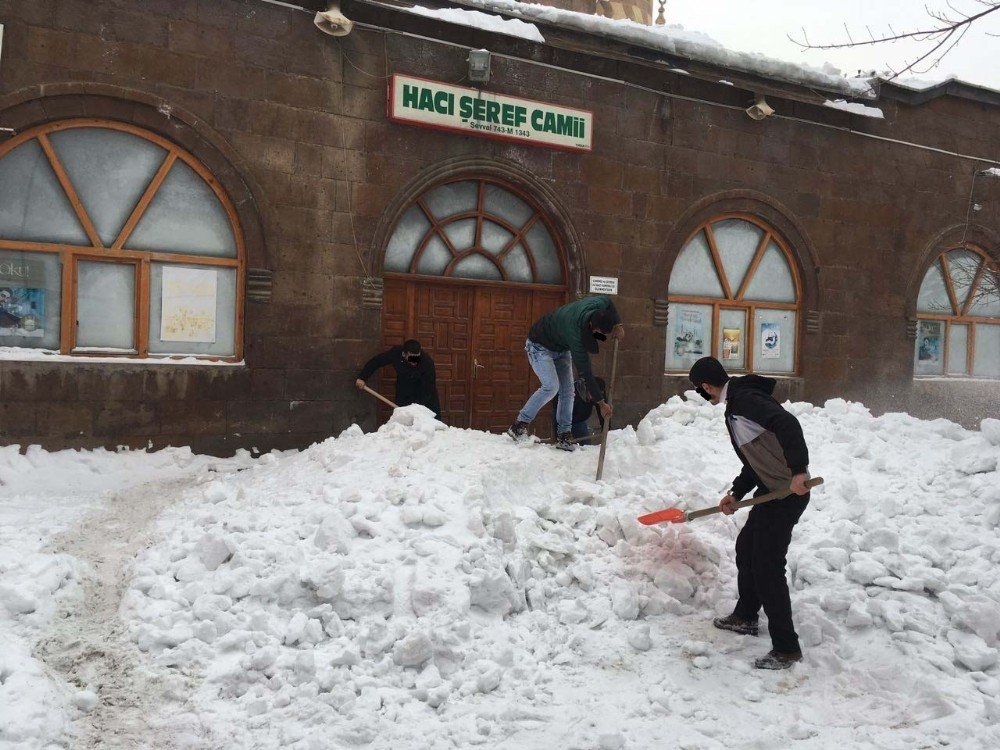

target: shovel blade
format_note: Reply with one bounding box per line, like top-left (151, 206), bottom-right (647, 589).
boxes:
top-left (637, 508), bottom-right (688, 525)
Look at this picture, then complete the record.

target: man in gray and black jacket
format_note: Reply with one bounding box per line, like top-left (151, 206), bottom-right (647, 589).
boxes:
top-left (688, 356), bottom-right (811, 670)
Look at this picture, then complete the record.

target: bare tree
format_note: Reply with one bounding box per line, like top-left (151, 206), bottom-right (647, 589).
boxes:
top-left (928, 251), bottom-right (1000, 315)
top-left (790, 1), bottom-right (1000, 81)
top-left (951, 254), bottom-right (1000, 312)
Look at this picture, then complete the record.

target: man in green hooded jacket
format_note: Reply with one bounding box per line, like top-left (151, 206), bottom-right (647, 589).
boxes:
top-left (507, 296), bottom-right (623, 450)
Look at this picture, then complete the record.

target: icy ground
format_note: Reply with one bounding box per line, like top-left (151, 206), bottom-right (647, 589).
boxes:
top-left (2, 396), bottom-right (1000, 749)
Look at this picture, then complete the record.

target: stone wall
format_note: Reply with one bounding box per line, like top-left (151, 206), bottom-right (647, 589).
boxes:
top-left (0, 0), bottom-right (996, 454)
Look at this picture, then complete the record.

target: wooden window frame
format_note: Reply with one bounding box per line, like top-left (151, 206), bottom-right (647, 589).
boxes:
top-left (386, 176), bottom-right (568, 291)
top-left (915, 244), bottom-right (999, 379)
top-left (666, 213), bottom-right (803, 376)
top-left (0, 119), bottom-right (245, 362)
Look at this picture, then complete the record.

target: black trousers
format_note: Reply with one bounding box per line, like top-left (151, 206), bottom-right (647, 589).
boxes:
top-left (732, 493), bottom-right (809, 653)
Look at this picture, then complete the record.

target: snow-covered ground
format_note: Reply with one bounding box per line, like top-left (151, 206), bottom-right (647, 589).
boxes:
top-left (2, 396), bottom-right (1000, 749)
top-left (0, 447), bottom-right (255, 749)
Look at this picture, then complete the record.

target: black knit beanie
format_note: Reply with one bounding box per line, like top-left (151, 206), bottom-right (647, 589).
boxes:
top-left (688, 356), bottom-right (729, 400)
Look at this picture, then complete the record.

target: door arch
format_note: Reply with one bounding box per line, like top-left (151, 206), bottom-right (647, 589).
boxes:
top-left (379, 175), bottom-right (570, 432)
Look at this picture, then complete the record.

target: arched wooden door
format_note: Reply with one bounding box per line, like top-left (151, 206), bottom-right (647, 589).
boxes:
top-left (380, 177), bottom-right (568, 433)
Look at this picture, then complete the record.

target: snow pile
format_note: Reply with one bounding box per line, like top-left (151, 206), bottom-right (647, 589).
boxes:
top-left (0, 446), bottom-right (254, 749)
top-left (982, 166), bottom-right (1000, 178)
top-left (450, 0), bottom-right (875, 97)
top-left (405, 5), bottom-right (546, 43)
top-left (823, 99), bottom-right (885, 119)
top-left (121, 399), bottom-right (1000, 747)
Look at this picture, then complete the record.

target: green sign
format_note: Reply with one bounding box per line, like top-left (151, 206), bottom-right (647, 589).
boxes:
top-left (388, 74), bottom-right (592, 152)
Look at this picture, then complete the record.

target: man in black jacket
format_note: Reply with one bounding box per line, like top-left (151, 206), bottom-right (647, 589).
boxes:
top-left (688, 356), bottom-right (811, 670)
top-left (355, 339), bottom-right (441, 419)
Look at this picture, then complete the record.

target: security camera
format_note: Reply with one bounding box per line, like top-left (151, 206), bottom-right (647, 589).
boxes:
top-left (314, 3), bottom-right (353, 37)
top-left (745, 95), bottom-right (774, 121)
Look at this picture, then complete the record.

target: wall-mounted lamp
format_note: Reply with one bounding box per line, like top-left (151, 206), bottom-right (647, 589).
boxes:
top-left (468, 49), bottom-right (491, 85)
top-left (745, 94), bottom-right (774, 121)
top-left (314, 2), bottom-right (353, 37)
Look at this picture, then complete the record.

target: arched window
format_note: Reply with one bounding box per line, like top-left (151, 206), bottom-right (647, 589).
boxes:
top-left (666, 214), bottom-right (800, 374)
top-left (0, 120), bottom-right (243, 360)
top-left (383, 177), bottom-right (564, 286)
top-left (914, 245), bottom-right (999, 379)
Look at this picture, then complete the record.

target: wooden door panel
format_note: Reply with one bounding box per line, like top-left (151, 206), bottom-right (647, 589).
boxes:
top-left (470, 287), bottom-right (563, 435)
top-left (379, 280), bottom-right (473, 427)
top-left (381, 278), bottom-right (564, 434)
top-left (414, 285), bottom-right (473, 426)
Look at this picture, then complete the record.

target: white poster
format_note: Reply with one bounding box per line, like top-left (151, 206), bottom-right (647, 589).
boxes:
top-left (760, 322), bottom-right (781, 359)
top-left (160, 267), bottom-right (217, 343)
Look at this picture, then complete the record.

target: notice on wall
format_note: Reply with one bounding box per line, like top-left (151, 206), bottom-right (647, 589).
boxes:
top-left (160, 267), bottom-right (217, 343)
top-left (589, 276), bottom-right (619, 295)
top-left (760, 322), bottom-right (781, 359)
top-left (722, 327), bottom-right (741, 360)
top-left (0, 287), bottom-right (45, 337)
top-left (388, 74), bottom-right (593, 152)
top-left (917, 320), bottom-right (943, 365)
top-left (673, 309), bottom-right (707, 360)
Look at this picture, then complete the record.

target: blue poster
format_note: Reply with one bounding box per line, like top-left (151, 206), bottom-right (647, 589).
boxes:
top-left (917, 321), bottom-right (942, 364)
top-left (0, 287), bottom-right (46, 337)
top-left (760, 321), bottom-right (781, 359)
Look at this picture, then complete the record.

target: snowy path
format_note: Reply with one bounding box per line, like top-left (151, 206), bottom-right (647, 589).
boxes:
top-left (36, 476), bottom-right (213, 749)
top-left (0, 447), bottom-right (254, 750)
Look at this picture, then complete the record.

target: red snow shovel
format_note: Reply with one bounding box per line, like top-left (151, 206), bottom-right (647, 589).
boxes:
top-left (638, 477), bottom-right (824, 525)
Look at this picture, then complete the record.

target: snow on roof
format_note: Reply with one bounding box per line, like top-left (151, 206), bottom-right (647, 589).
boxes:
top-left (823, 99), bottom-right (885, 119)
top-left (403, 4), bottom-right (546, 43)
top-left (441, 0), bottom-right (876, 98)
top-left (888, 75), bottom-right (1000, 98)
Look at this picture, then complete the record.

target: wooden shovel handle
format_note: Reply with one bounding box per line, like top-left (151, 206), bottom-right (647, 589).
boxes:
top-left (595, 338), bottom-right (620, 481)
top-left (363, 385), bottom-right (399, 409)
top-left (686, 477), bottom-right (824, 521)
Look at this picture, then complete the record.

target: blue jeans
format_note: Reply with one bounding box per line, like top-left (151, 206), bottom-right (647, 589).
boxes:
top-left (517, 340), bottom-right (575, 433)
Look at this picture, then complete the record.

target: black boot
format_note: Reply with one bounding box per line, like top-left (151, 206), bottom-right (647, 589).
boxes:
top-left (712, 614), bottom-right (759, 637)
top-left (506, 420), bottom-right (529, 441)
top-left (555, 431), bottom-right (576, 451)
top-left (753, 650), bottom-right (803, 670)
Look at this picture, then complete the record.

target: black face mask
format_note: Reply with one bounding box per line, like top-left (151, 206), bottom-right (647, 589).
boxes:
top-left (404, 353), bottom-right (422, 365)
top-left (592, 330), bottom-right (607, 342)
top-left (695, 386), bottom-right (711, 401)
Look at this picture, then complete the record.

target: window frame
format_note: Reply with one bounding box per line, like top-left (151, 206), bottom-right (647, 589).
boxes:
top-left (666, 212), bottom-right (803, 376)
top-left (0, 118), bottom-right (245, 362)
top-left (383, 176), bottom-right (568, 291)
top-left (914, 244), bottom-right (999, 379)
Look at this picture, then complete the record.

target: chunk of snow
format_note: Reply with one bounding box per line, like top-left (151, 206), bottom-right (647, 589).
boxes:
top-left (404, 6), bottom-right (545, 43)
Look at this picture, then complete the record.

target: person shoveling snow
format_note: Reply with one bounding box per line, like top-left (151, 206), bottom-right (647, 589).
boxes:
top-left (688, 356), bottom-right (812, 670)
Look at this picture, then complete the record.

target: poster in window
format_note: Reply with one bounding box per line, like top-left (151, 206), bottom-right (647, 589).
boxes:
top-left (160, 267), bottom-right (217, 343)
top-left (760, 321), bottom-right (781, 359)
top-left (917, 320), bottom-right (943, 364)
top-left (673, 309), bottom-right (707, 360)
top-left (0, 287), bottom-right (46, 338)
top-left (722, 327), bottom-right (741, 361)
